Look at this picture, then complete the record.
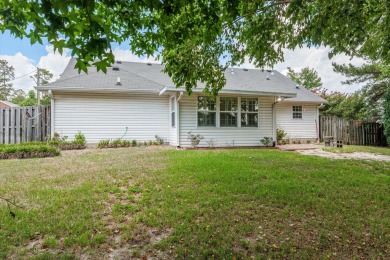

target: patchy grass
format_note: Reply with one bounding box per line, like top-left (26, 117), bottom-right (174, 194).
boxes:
top-left (0, 146), bottom-right (389, 259)
top-left (324, 145), bottom-right (390, 156)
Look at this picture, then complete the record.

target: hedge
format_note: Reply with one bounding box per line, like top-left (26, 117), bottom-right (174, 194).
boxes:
top-left (0, 143), bottom-right (61, 159)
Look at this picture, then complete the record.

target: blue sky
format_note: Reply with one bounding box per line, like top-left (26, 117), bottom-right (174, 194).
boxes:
top-left (1, 32), bottom-right (365, 93)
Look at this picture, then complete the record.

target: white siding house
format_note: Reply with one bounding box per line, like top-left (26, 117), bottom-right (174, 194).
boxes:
top-left (36, 59), bottom-right (327, 147)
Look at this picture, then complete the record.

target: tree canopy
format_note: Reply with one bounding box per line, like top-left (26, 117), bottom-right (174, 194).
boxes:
top-left (287, 67), bottom-right (322, 90)
top-left (0, 60), bottom-right (15, 100)
top-left (1, 0), bottom-right (389, 94)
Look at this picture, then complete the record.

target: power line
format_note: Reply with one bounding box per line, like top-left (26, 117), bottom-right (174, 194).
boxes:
top-left (9, 71), bottom-right (35, 82)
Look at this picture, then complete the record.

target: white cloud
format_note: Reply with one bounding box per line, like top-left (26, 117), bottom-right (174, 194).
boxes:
top-left (240, 46), bottom-right (366, 93)
top-left (38, 45), bottom-right (71, 81)
top-left (1, 46), bottom-right (71, 93)
top-left (0, 52), bottom-right (36, 93)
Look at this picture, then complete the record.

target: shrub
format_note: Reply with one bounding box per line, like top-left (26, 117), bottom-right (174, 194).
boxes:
top-left (97, 139), bottom-right (134, 149)
top-left (132, 140), bottom-right (137, 147)
top-left (0, 143), bottom-right (60, 160)
top-left (47, 132), bottom-right (87, 150)
top-left (276, 129), bottom-right (287, 145)
top-left (97, 140), bottom-right (110, 148)
top-left (260, 137), bottom-right (273, 147)
top-left (187, 131), bottom-right (204, 148)
top-left (155, 135), bottom-right (164, 145)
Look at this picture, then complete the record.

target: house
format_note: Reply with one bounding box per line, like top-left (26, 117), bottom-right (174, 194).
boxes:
top-left (35, 59), bottom-right (327, 147)
top-left (0, 101), bottom-right (19, 108)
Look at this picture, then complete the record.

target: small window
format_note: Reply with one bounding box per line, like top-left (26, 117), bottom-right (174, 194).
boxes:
top-left (293, 106), bottom-right (302, 119)
top-left (198, 96), bottom-right (216, 127)
top-left (241, 98), bottom-right (258, 127)
top-left (220, 97), bottom-right (238, 127)
top-left (171, 96), bottom-right (176, 127)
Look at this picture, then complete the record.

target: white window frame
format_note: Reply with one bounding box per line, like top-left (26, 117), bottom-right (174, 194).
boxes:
top-left (241, 98), bottom-right (259, 127)
top-left (220, 97), bottom-right (239, 127)
top-left (292, 105), bottom-right (303, 119)
top-left (197, 96), bottom-right (217, 127)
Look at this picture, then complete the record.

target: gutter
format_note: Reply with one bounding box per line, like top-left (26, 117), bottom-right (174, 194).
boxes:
top-left (160, 86), bottom-right (297, 98)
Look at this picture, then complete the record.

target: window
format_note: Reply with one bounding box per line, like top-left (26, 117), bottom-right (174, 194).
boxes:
top-left (171, 96), bottom-right (176, 127)
top-left (293, 106), bottom-right (302, 119)
top-left (241, 98), bottom-right (258, 127)
top-left (220, 97), bottom-right (238, 127)
top-left (197, 96), bottom-right (216, 126)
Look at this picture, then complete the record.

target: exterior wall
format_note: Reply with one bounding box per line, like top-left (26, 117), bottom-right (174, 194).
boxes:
top-left (178, 94), bottom-right (274, 147)
top-left (275, 102), bottom-right (319, 140)
top-left (53, 92), bottom-right (170, 144)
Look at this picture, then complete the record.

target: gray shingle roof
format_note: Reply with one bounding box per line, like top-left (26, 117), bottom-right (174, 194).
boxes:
top-left (37, 59), bottom-right (327, 103)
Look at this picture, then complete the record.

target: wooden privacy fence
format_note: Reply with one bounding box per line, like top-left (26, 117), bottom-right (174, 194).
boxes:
top-left (319, 116), bottom-right (387, 147)
top-left (0, 106), bottom-right (51, 144)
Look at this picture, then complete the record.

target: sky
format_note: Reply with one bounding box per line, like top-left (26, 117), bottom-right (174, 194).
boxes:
top-left (0, 32), bottom-right (366, 94)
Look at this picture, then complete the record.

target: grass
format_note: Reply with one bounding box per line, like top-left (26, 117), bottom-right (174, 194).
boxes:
top-left (0, 146), bottom-right (389, 259)
top-left (324, 145), bottom-right (390, 156)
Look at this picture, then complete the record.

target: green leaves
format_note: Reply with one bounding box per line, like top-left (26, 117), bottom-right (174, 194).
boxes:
top-left (0, 0), bottom-right (388, 94)
top-left (287, 67), bottom-right (323, 91)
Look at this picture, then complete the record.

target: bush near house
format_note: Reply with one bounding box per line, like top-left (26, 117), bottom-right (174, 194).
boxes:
top-left (0, 143), bottom-right (60, 159)
top-left (46, 132), bottom-right (87, 150)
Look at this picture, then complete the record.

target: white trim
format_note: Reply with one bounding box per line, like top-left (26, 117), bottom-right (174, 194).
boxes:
top-left (161, 86), bottom-right (297, 98)
top-left (50, 98), bottom-right (55, 138)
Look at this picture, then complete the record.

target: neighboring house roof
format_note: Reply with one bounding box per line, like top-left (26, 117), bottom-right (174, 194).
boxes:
top-left (0, 100), bottom-right (19, 107)
top-left (36, 59), bottom-right (327, 103)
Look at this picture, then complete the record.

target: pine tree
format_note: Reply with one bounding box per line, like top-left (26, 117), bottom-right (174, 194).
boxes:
top-left (0, 60), bottom-right (15, 100)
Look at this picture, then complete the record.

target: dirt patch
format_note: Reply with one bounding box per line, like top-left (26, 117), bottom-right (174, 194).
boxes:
top-left (297, 149), bottom-right (390, 162)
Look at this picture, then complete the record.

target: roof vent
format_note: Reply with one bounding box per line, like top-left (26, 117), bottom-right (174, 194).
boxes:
top-left (112, 66), bottom-right (120, 71)
top-left (266, 70), bottom-right (272, 72)
top-left (231, 68), bottom-right (235, 75)
top-left (267, 75), bottom-right (270, 80)
top-left (147, 62), bottom-right (152, 66)
top-left (271, 71), bottom-right (275, 76)
top-left (243, 68), bottom-right (248, 71)
top-left (296, 85), bottom-right (300, 89)
top-left (116, 77), bottom-right (122, 86)
top-left (116, 60), bottom-right (122, 64)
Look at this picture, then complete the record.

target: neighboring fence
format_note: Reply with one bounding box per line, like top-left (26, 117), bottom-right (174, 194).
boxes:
top-left (0, 106), bottom-right (51, 144)
top-left (319, 116), bottom-right (387, 146)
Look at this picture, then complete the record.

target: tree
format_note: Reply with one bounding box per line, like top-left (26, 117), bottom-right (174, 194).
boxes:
top-left (0, 60), bottom-right (15, 100)
top-left (384, 88), bottom-right (390, 144)
top-left (10, 89), bottom-right (26, 104)
top-left (32, 68), bottom-right (53, 85)
top-left (319, 90), bottom-right (374, 120)
top-left (286, 67), bottom-right (322, 91)
top-left (0, 0), bottom-right (388, 94)
top-left (19, 90), bottom-right (37, 106)
top-left (332, 62), bottom-right (389, 104)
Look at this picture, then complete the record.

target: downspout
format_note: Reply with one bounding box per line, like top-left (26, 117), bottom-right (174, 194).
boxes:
top-left (48, 90), bottom-right (55, 138)
top-left (176, 92), bottom-right (183, 147)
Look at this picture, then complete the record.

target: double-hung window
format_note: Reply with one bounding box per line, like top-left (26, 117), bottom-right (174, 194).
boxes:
top-left (197, 96), bottom-right (216, 127)
top-left (171, 96), bottom-right (176, 127)
top-left (293, 106), bottom-right (303, 119)
top-left (241, 98), bottom-right (258, 127)
top-left (220, 97), bottom-right (238, 127)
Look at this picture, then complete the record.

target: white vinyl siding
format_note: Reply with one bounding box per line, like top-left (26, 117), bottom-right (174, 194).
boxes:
top-left (276, 103), bottom-right (318, 139)
top-left (53, 92), bottom-right (170, 144)
top-left (179, 94), bottom-right (274, 147)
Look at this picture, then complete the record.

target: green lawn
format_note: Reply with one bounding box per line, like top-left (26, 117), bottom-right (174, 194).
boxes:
top-left (1, 147), bottom-right (389, 259)
top-left (324, 145), bottom-right (390, 156)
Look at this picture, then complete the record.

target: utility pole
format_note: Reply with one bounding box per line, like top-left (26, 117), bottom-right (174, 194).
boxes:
top-left (37, 68), bottom-right (40, 106)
